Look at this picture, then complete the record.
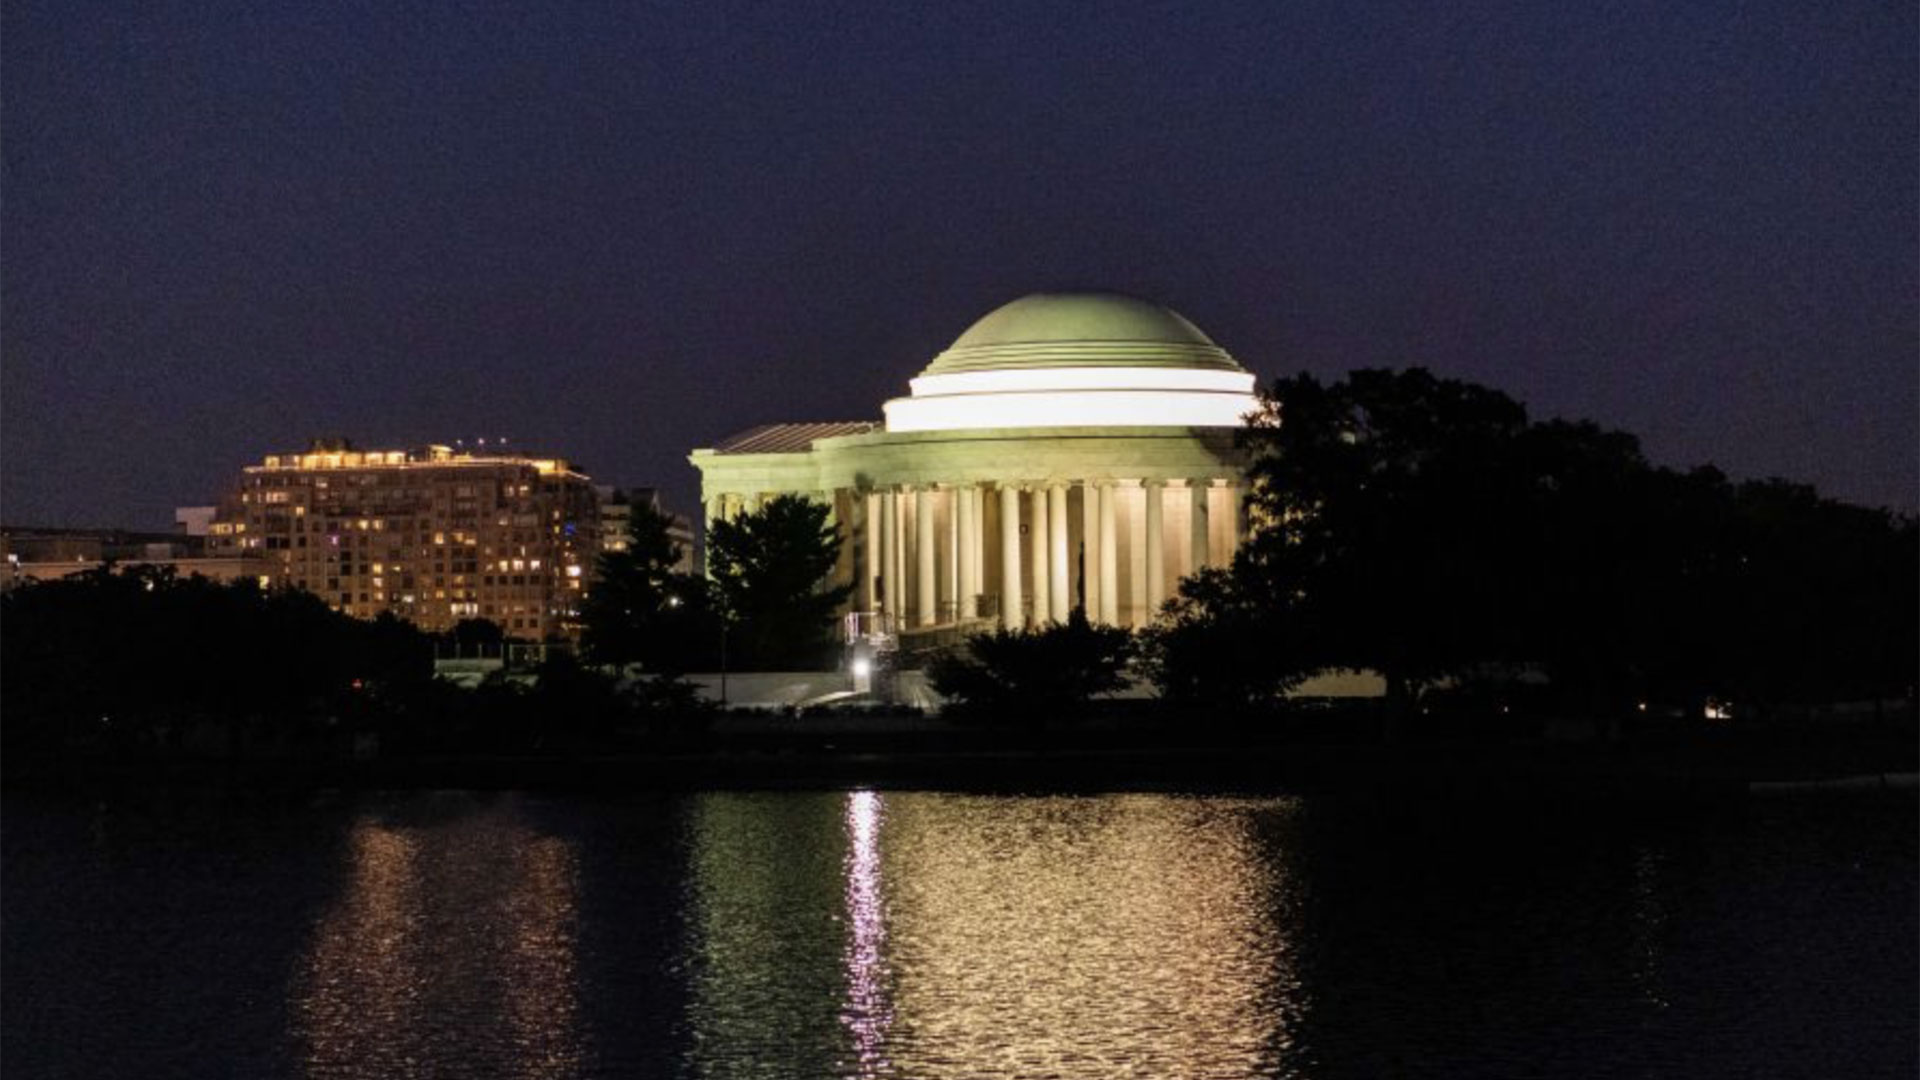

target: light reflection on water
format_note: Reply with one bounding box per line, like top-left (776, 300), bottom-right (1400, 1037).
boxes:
top-left (840, 791), bottom-right (892, 1077)
top-left (862, 794), bottom-right (1301, 1079)
top-left (679, 792), bottom-right (1305, 1079)
top-left (290, 798), bottom-right (584, 1079)
top-left (3, 789), bottom-right (1912, 1079)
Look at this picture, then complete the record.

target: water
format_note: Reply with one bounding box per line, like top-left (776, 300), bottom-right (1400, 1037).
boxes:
top-left (3, 788), bottom-right (1913, 1078)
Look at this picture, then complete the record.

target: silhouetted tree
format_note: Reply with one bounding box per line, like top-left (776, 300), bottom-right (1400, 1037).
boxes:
top-left (448, 617), bottom-right (506, 648)
top-left (0, 566), bottom-right (434, 756)
top-left (1139, 568), bottom-right (1311, 708)
top-left (929, 608), bottom-right (1133, 719)
top-left (1236, 369), bottom-right (1539, 709)
top-left (1148, 367), bottom-right (1918, 719)
top-left (579, 500), bottom-right (722, 675)
top-left (706, 494), bottom-right (852, 670)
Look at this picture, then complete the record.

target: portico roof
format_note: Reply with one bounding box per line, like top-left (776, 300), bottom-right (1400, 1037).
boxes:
top-left (712, 422), bottom-right (880, 455)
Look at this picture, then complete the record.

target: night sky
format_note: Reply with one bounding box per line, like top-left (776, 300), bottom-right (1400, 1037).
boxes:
top-left (4, 0), bottom-right (1913, 528)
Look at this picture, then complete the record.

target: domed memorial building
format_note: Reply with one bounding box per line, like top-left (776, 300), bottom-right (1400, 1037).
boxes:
top-left (689, 293), bottom-right (1258, 633)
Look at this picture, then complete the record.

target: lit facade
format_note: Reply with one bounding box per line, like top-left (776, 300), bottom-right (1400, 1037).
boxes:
top-left (689, 293), bottom-right (1256, 632)
top-left (209, 441), bottom-right (600, 638)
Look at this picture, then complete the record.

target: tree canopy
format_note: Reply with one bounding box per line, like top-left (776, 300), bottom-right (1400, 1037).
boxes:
top-left (0, 565), bottom-right (435, 754)
top-left (706, 493), bottom-right (852, 670)
top-left (929, 608), bottom-right (1134, 720)
top-left (578, 499), bottom-right (721, 675)
top-left (1151, 368), bottom-right (1918, 714)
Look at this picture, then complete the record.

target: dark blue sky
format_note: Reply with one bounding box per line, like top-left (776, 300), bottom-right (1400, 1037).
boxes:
top-left (5, 0), bottom-right (1914, 526)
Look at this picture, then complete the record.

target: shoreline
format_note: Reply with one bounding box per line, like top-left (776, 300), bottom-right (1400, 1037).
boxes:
top-left (7, 723), bottom-right (1914, 799)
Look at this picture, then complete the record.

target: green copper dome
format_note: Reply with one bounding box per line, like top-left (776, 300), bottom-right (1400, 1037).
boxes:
top-left (920, 292), bottom-right (1246, 376)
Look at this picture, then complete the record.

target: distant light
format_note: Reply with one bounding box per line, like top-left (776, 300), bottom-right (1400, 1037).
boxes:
top-left (852, 656), bottom-right (873, 678)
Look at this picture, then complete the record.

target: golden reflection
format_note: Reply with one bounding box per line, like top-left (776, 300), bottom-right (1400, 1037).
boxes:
top-left (290, 820), bottom-right (422, 1073)
top-left (841, 791), bottom-right (893, 1077)
top-left (878, 795), bottom-right (1301, 1079)
top-left (682, 792), bottom-right (1304, 1079)
top-left (290, 802), bottom-right (583, 1079)
top-left (683, 793), bottom-right (852, 1078)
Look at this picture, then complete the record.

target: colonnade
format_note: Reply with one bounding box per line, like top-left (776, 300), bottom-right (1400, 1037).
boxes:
top-left (856, 478), bottom-right (1242, 631)
top-left (702, 477), bottom-right (1245, 631)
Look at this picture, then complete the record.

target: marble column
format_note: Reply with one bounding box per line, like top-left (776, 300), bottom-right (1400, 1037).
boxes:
top-left (1047, 484), bottom-right (1070, 623)
top-left (1029, 486), bottom-right (1050, 626)
top-left (916, 486), bottom-right (936, 627)
top-left (1223, 481), bottom-right (1242, 559)
top-left (861, 492), bottom-right (878, 612)
top-left (1081, 480), bottom-right (1100, 617)
top-left (960, 486), bottom-right (975, 599)
top-left (1096, 481), bottom-right (1119, 626)
top-left (896, 490), bottom-right (911, 624)
top-left (1189, 480), bottom-right (1211, 574)
top-left (1144, 479), bottom-right (1165, 617)
top-left (880, 489), bottom-right (898, 620)
top-left (957, 484), bottom-right (978, 618)
top-left (703, 496), bottom-right (723, 575)
top-left (999, 484), bottom-right (1023, 631)
top-left (943, 488), bottom-right (958, 623)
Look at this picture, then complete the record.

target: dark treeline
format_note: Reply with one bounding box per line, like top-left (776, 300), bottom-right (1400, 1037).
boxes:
top-left (0, 565), bottom-right (711, 763)
top-left (0, 494), bottom-right (852, 764)
top-left (2, 565), bottom-right (431, 757)
top-left (1160, 369), bottom-right (1917, 715)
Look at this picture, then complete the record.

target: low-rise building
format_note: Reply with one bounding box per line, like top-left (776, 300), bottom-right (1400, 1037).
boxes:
top-left (0, 526), bottom-right (263, 589)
